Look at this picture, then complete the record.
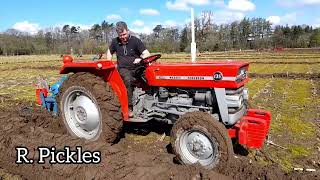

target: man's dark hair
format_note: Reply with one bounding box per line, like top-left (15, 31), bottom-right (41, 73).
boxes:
top-left (116, 21), bottom-right (128, 33)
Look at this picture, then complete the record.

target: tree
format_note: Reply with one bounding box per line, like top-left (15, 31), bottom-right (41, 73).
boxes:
top-left (0, 15), bottom-right (317, 55)
top-left (180, 26), bottom-right (189, 52)
top-left (310, 29), bottom-right (320, 47)
top-left (62, 25), bottom-right (71, 43)
top-left (153, 25), bottom-right (163, 38)
top-left (239, 18), bottom-right (251, 49)
top-left (90, 24), bottom-right (102, 42)
top-left (101, 21), bottom-right (114, 44)
top-left (230, 21), bottom-right (239, 49)
top-left (45, 32), bottom-right (54, 53)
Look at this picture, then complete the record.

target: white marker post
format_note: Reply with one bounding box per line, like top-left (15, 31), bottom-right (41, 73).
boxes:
top-left (191, 8), bottom-right (196, 63)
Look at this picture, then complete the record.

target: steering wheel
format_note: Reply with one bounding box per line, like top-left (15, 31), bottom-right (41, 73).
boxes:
top-left (139, 54), bottom-right (161, 66)
top-left (133, 54), bottom-right (161, 80)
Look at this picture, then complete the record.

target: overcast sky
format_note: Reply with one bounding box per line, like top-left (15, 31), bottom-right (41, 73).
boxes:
top-left (1, 0), bottom-right (320, 35)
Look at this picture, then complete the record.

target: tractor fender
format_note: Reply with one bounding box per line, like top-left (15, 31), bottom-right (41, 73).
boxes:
top-left (60, 60), bottom-right (129, 120)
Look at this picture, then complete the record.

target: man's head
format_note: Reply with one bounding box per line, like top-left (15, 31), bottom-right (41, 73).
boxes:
top-left (116, 21), bottom-right (129, 44)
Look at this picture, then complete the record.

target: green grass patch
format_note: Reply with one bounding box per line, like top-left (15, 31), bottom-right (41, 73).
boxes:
top-left (249, 64), bottom-right (318, 74)
top-left (0, 69), bottom-right (58, 80)
top-left (288, 145), bottom-right (311, 157)
top-left (279, 116), bottom-right (315, 138)
top-left (0, 85), bottom-right (36, 102)
top-left (246, 78), bottom-right (272, 100)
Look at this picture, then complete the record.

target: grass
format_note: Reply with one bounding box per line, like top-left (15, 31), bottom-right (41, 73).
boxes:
top-left (246, 78), bottom-right (272, 100)
top-left (250, 63), bottom-right (320, 74)
top-left (0, 54), bottom-right (94, 63)
top-left (250, 78), bottom-right (318, 171)
top-left (0, 68), bottom-right (61, 107)
top-left (289, 145), bottom-right (312, 157)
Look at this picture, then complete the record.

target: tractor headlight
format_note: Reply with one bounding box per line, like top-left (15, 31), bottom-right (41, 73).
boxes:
top-left (236, 67), bottom-right (248, 82)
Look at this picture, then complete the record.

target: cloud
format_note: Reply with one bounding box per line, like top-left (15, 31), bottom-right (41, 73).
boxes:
top-left (12, 21), bottom-right (40, 35)
top-left (166, 0), bottom-right (211, 11)
top-left (106, 14), bottom-right (122, 21)
top-left (213, 0), bottom-right (226, 7)
top-left (266, 12), bottom-right (297, 26)
top-left (166, 1), bottom-right (190, 11)
top-left (132, 20), bottom-right (144, 27)
top-left (227, 0), bottom-right (256, 12)
top-left (266, 16), bottom-right (281, 25)
top-left (302, 0), bottom-right (320, 5)
top-left (130, 26), bottom-right (153, 34)
top-left (187, 0), bottom-right (211, 5)
top-left (212, 11), bottom-right (245, 24)
top-left (184, 11), bottom-right (245, 25)
top-left (140, 9), bottom-right (160, 16)
top-left (77, 24), bottom-right (93, 30)
top-left (280, 12), bottom-right (297, 25)
top-left (131, 19), bottom-right (183, 35)
top-left (277, 0), bottom-right (320, 7)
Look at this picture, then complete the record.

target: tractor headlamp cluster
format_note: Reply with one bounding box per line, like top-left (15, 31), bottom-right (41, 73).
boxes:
top-left (236, 67), bottom-right (248, 82)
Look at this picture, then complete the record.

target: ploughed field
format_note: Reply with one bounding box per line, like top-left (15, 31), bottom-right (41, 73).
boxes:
top-left (0, 49), bottom-right (319, 179)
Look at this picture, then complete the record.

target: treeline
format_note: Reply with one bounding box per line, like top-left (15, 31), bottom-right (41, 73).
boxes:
top-left (1, 12), bottom-right (320, 55)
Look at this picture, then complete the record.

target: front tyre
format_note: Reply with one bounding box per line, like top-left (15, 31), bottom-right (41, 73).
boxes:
top-left (57, 73), bottom-right (123, 143)
top-left (171, 112), bottom-right (233, 170)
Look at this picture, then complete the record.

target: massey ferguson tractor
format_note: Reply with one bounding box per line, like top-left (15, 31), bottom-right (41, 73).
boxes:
top-left (56, 54), bottom-right (271, 170)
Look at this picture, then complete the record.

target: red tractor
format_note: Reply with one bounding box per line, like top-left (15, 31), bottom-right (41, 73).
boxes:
top-left (57, 54), bottom-right (271, 170)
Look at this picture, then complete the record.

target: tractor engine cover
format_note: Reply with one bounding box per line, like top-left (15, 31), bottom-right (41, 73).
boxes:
top-left (145, 61), bottom-right (249, 89)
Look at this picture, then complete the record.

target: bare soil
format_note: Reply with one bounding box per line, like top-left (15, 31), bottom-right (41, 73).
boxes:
top-left (0, 105), bottom-right (319, 179)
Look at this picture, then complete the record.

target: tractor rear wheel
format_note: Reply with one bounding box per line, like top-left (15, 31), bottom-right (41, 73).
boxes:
top-left (170, 112), bottom-right (233, 170)
top-left (57, 72), bottom-right (123, 143)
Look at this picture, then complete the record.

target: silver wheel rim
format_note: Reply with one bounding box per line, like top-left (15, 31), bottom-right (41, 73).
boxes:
top-left (179, 130), bottom-right (219, 166)
top-left (64, 89), bottom-right (101, 140)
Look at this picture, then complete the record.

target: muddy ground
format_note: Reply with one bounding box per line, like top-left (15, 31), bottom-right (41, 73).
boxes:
top-left (0, 104), bottom-right (319, 180)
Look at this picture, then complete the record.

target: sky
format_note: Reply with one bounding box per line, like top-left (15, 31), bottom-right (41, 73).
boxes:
top-left (1, 0), bottom-right (320, 35)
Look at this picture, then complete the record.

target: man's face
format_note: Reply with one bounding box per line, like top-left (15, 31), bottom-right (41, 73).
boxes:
top-left (118, 29), bottom-right (129, 44)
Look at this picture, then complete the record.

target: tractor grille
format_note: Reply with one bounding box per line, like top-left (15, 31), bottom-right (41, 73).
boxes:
top-left (225, 87), bottom-right (247, 114)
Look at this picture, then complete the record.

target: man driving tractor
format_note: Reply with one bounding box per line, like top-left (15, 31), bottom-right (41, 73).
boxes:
top-left (106, 21), bottom-right (151, 117)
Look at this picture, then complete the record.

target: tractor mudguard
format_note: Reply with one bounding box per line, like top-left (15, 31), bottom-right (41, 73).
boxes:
top-left (60, 56), bottom-right (129, 120)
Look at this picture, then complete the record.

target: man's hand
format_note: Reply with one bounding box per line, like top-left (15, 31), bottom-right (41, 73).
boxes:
top-left (133, 58), bottom-right (142, 64)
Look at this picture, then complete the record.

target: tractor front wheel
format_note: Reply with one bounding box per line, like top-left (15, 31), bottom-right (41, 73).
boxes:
top-left (170, 112), bottom-right (233, 170)
top-left (57, 72), bottom-right (123, 143)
